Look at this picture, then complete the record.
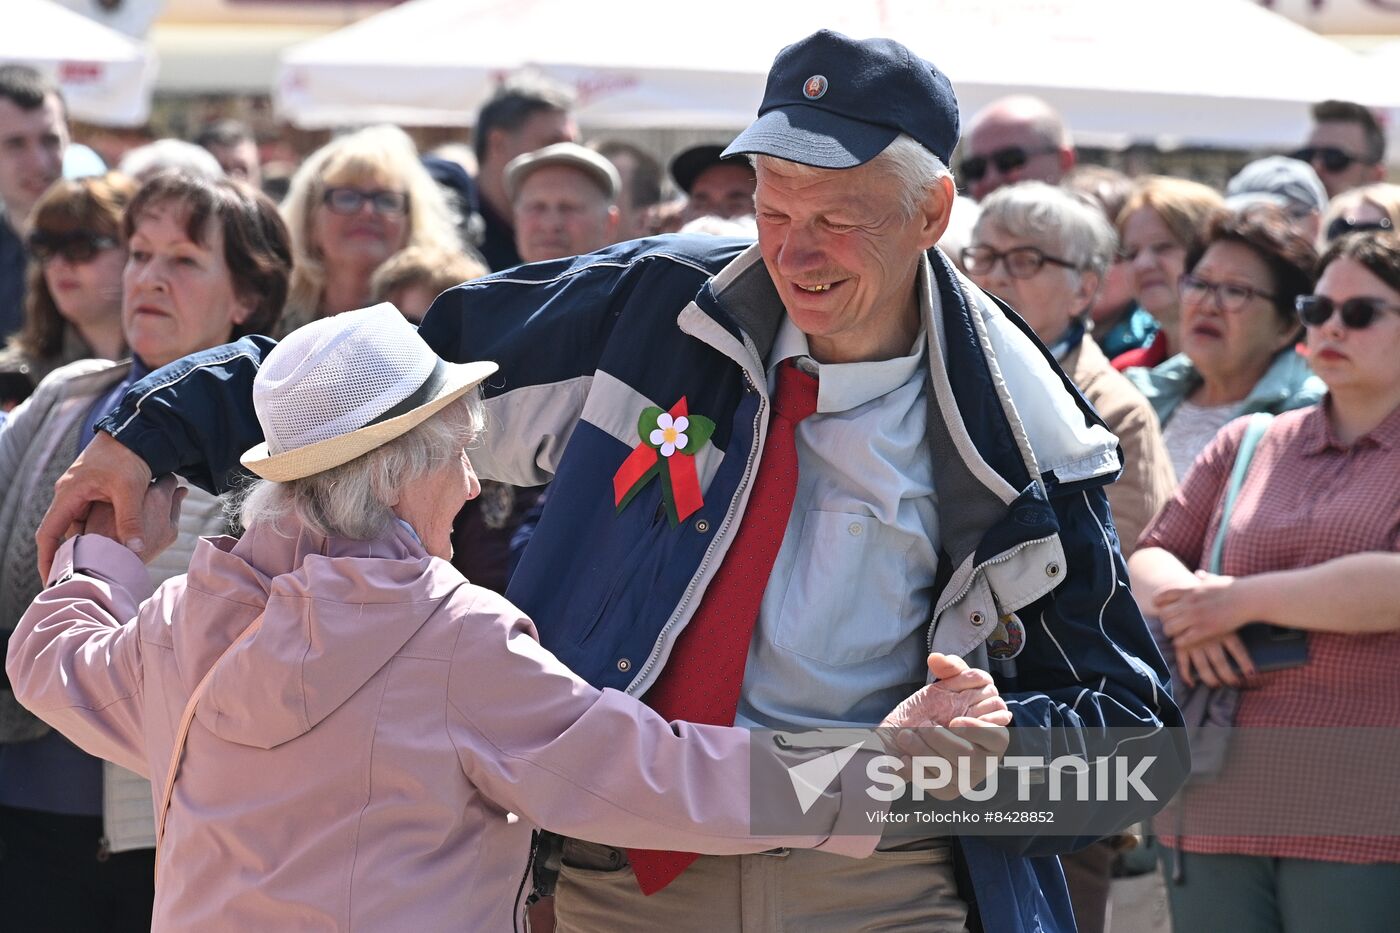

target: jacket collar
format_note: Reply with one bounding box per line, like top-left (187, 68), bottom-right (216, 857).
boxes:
top-left (1133, 348), bottom-right (1322, 413)
top-left (678, 242), bottom-right (1119, 568)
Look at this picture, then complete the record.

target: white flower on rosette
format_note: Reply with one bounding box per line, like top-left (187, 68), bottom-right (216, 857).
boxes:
top-left (648, 413), bottom-right (690, 457)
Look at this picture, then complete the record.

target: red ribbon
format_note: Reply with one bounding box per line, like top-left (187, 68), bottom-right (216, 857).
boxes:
top-left (612, 397), bottom-right (705, 524)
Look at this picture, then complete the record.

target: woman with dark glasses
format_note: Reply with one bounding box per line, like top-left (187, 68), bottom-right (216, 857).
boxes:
top-left (1127, 230), bottom-right (1400, 933)
top-left (1126, 209), bottom-right (1324, 480)
top-left (0, 173), bottom-right (134, 407)
top-left (0, 171), bottom-right (292, 933)
top-left (276, 125), bottom-right (469, 336)
top-left (1319, 182), bottom-right (1400, 246)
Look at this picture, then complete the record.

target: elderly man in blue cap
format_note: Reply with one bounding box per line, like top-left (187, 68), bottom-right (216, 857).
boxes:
top-left (39, 30), bottom-right (1184, 933)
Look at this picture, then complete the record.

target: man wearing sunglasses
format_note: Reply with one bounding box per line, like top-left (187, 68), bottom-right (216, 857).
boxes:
top-left (1292, 99), bottom-right (1385, 200)
top-left (0, 65), bottom-right (69, 342)
top-left (961, 95), bottom-right (1075, 202)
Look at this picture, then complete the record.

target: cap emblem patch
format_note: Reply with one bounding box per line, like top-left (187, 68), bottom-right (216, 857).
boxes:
top-left (802, 75), bottom-right (828, 100)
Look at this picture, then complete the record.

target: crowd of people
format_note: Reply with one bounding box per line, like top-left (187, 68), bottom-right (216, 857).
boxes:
top-left (0, 23), bottom-right (1397, 933)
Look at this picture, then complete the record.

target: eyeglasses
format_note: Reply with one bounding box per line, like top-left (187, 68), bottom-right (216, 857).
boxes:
top-left (959, 146), bottom-right (1057, 183)
top-left (1325, 215), bottom-right (1394, 242)
top-left (1296, 294), bottom-right (1400, 329)
top-left (322, 187), bottom-right (409, 216)
top-left (26, 231), bottom-right (118, 264)
top-left (1289, 146), bottom-right (1375, 174)
top-left (1117, 241), bottom-right (1184, 264)
top-left (1179, 273), bottom-right (1275, 313)
top-left (960, 245), bottom-right (1077, 279)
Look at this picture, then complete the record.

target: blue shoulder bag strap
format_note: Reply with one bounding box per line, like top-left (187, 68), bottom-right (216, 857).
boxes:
top-left (1208, 412), bottom-right (1274, 575)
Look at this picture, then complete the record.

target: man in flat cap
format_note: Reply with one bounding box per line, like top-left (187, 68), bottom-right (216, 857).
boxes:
top-left (504, 141), bottom-right (621, 264)
top-left (39, 30), bottom-right (1184, 933)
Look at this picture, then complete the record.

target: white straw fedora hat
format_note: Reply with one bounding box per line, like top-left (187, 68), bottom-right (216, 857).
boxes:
top-left (240, 303), bottom-right (498, 482)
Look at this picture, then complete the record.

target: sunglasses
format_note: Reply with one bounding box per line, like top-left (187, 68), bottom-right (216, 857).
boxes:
top-left (26, 231), bottom-right (118, 264)
top-left (1324, 215), bottom-right (1394, 242)
top-left (1289, 146), bottom-right (1374, 174)
top-left (959, 146), bottom-right (1057, 183)
top-left (322, 187), bottom-right (409, 216)
top-left (1296, 294), bottom-right (1400, 329)
top-left (960, 245), bottom-right (1077, 279)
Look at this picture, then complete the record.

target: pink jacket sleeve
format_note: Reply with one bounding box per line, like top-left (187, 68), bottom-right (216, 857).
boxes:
top-left (4, 535), bottom-right (155, 776)
top-left (444, 588), bottom-right (886, 860)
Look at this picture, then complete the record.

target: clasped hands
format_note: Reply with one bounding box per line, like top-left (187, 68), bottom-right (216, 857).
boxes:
top-left (67, 472), bottom-right (185, 568)
top-left (877, 653), bottom-right (1012, 802)
top-left (1152, 569), bottom-right (1256, 689)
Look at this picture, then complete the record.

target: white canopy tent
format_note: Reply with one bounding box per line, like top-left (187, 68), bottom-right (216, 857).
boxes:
top-left (1, 0), bottom-right (157, 126)
top-left (277, 0), bottom-right (1395, 150)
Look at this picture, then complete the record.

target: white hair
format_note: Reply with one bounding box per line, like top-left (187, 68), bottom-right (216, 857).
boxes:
top-left (974, 181), bottom-right (1118, 276)
top-left (118, 139), bottom-right (224, 183)
top-left (679, 214), bottom-right (757, 238)
top-left (752, 133), bottom-right (951, 218)
top-left (230, 392), bottom-right (485, 541)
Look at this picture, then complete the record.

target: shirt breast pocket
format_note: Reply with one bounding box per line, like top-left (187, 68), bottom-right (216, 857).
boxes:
top-left (772, 510), bottom-right (915, 667)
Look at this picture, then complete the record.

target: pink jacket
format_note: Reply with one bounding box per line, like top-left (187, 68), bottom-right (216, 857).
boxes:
top-left (7, 520), bottom-right (884, 931)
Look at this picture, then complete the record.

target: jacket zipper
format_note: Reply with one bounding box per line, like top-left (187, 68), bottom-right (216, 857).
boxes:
top-left (926, 535), bottom-right (1055, 652)
top-left (628, 350), bottom-right (766, 695)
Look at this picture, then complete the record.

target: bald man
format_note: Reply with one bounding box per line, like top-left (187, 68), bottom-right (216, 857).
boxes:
top-left (961, 95), bottom-right (1076, 202)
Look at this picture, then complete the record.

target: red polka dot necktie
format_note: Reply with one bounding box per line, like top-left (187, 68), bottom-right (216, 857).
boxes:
top-left (627, 359), bottom-right (819, 895)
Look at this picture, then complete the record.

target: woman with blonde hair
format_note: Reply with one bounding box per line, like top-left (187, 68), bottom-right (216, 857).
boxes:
top-left (278, 125), bottom-right (464, 334)
top-left (1114, 176), bottom-right (1227, 370)
top-left (1319, 182), bottom-right (1400, 245)
top-left (0, 173), bottom-right (135, 398)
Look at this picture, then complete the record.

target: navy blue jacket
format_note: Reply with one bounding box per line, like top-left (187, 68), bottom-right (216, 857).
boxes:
top-left (99, 235), bottom-right (1187, 933)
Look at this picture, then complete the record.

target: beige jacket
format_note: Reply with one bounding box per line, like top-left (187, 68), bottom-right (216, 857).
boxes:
top-left (0, 357), bottom-right (226, 851)
top-left (1061, 336), bottom-right (1176, 555)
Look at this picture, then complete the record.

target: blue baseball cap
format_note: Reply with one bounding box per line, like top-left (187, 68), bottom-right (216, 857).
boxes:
top-left (724, 30), bottom-right (960, 169)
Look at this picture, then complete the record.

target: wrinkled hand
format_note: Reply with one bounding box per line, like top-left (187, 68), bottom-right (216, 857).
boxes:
top-left (82, 476), bottom-right (186, 565)
top-left (882, 653), bottom-right (1009, 728)
top-left (878, 653), bottom-right (1013, 802)
top-left (1155, 570), bottom-right (1251, 650)
top-left (37, 432), bottom-right (152, 577)
top-left (1177, 632), bottom-right (1254, 689)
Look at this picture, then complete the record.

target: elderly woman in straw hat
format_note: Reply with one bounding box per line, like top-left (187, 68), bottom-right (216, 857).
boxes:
top-left (5, 304), bottom-right (1010, 931)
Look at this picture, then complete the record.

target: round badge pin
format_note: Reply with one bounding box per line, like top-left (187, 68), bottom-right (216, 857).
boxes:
top-left (987, 612), bottom-right (1027, 661)
top-left (803, 75), bottom-right (828, 100)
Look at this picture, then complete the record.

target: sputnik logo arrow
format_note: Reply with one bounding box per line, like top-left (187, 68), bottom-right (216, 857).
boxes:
top-left (786, 742), bottom-right (866, 814)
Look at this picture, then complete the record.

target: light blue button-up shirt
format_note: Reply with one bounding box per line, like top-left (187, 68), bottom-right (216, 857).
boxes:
top-left (736, 262), bottom-right (940, 730)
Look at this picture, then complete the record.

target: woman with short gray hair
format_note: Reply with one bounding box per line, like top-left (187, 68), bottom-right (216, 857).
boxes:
top-left (6, 304), bottom-right (1007, 931)
top-left (967, 180), bottom-right (1176, 933)
top-left (966, 180), bottom-right (1175, 553)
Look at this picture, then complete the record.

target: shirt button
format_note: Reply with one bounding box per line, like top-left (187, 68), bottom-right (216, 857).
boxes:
top-left (617, 658), bottom-right (632, 672)
top-left (1046, 562), bottom-right (1061, 578)
top-left (848, 522), bottom-right (863, 537)
top-left (970, 611), bottom-right (987, 626)
top-left (694, 519), bottom-right (710, 533)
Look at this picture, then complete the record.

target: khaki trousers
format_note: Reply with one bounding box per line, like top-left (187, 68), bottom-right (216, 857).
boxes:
top-left (553, 838), bottom-right (967, 932)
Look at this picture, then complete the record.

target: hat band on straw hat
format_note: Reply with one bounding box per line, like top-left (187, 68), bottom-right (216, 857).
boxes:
top-left (363, 357), bottom-right (448, 429)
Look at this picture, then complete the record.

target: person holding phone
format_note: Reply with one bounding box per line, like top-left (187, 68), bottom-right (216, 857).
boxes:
top-left (1128, 231), bottom-right (1400, 933)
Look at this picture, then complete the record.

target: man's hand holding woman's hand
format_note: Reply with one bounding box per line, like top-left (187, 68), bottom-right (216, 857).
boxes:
top-left (878, 653), bottom-right (1012, 802)
top-left (36, 433), bottom-right (154, 576)
top-left (63, 470), bottom-right (185, 568)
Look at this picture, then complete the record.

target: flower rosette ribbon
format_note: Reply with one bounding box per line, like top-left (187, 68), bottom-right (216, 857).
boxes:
top-left (612, 397), bottom-right (715, 526)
